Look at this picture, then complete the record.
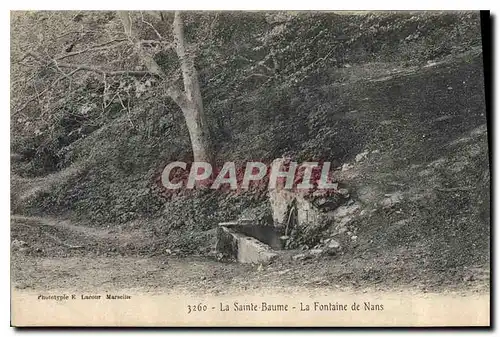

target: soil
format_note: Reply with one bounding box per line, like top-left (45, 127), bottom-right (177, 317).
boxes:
top-left (11, 215), bottom-right (489, 295)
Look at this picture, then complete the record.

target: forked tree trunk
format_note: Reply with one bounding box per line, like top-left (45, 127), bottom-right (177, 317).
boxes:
top-left (119, 11), bottom-right (213, 164)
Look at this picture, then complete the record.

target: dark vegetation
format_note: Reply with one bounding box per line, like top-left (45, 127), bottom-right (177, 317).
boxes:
top-left (11, 11), bottom-right (489, 269)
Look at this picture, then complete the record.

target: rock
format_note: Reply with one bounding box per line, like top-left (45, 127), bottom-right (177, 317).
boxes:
top-left (315, 198), bottom-right (328, 207)
top-left (313, 193), bottom-right (343, 211)
top-left (328, 240), bottom-right (341, 249)
top-left (337, 188), bottom-right (349, 197)
top-left (333, 203), bottom-right (360, 218)
top-left (325, 239), bottom-right (341, 256)
top-left (11, 239), bottom-right (27, 249)
top-left (165, 249), bottom-right (172, 255)
top-left (309, 249), bottom-right (323, 256)
top-left (316, 280), bottom-right (330, 286)
top-left (341, 163), bottom-right (353, 171)
top-left (464, 274), bottom-right (474, 282)
top-left (292, 253), bottom-right (307, 261)
top-left (238, 218), bottom-right (254, 225)
top-left (357, 186), bottom-right (378, 204)
top-left (381, 192), bottom-right (404, 208)
top-left (15, 284), bottom-right (29, 290)
top-left (351, 235), bottom-right (358, 241)
top-left (355, 151), bottom-right (369, 162)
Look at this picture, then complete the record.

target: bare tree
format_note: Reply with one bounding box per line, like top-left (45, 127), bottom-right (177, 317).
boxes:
top-left (14, 11), bottom-right (213, 165)
top-left (118, 11), bottom-right (212, 164)
top-left (12, 11), bottom-right (299, 166)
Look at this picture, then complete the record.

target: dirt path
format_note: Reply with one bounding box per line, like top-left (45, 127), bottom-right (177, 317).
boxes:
top-left (11, 215), bottom-right (133, 241)
top-left (11, 215), bottom-right (490, 295)
top-left (11, 214), bottom-right (152, 256)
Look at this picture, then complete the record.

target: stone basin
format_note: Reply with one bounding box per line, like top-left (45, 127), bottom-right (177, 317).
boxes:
top-left (215, 220), bottom-right (285, 264)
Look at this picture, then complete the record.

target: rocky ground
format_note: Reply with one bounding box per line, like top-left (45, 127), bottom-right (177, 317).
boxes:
top-left (12, 226), bottom-right (489, 298)
top-left (10, 210), bottom-right (489, 295)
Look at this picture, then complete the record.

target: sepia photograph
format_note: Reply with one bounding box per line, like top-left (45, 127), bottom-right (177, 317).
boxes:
top-left (9, 10), bottom-right (490, 327)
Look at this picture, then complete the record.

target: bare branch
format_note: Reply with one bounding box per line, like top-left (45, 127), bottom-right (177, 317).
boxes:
top-left (19, 51), bottom-right (151, 77)
top-left (52, 59), bottom-right (74, 80)
top-left (140, 40), bottom-right (173, 48)
top-left (12, 61), bottom-right (148, 116)
top-left (13, 77), bottom-right (60, 116)
top-left (119, 11), bottom-right (189, 108)
top-left (55, 62), bottom-right (151, 76)
top-left (242, 73), bottom-right (271, 81)
top-left (236, 55), bottom-right (274, 73)
top-left (117, 92), bottom-right (134, 128)
top-left (55, 38), bottom-right (127, 61)
top-left (144, 11), bottom-right (163, 21)
top-left (15, 52), bottom-right (44, 65)
top-left (13, 64), bottom-right (87, 116)
top-left (118, 11), bottom-right (165, 78)
top-left (102, 73), bottom-right (108, 112)
top-left (141, 12), bottom-right (163, 40)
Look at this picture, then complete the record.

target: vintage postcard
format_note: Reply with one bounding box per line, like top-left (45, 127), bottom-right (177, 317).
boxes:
top-left (10, 10), bottom-right (490, 327)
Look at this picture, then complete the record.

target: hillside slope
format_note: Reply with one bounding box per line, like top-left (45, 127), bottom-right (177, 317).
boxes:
top-left (11, 12), bottom-right (489, 278)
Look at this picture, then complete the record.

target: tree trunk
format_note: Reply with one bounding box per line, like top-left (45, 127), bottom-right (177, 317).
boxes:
top-left (118, 11), bottom-right (213, 164)
top-left (172, 12), bottom-right (213, 164)
top-left (180, 104), bottom-right (213, 164)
